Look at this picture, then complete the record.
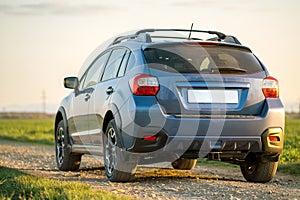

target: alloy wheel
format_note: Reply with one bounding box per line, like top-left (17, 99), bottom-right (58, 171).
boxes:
top-left (105, 127), bottom-right (117, 176)
top-left (56, 126), bottom-right (65, 166)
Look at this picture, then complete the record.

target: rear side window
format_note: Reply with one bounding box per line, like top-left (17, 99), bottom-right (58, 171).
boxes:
top-left (117, 51), bottom-right (130, 77)
top-left (82, 51), bottom-right (110, 89)
top-left (125, 53), bottom-right (136, 73)
top-left (102, 49), bottom-right (127, 81)
top-left (143, 44), bottom-right (263, 74)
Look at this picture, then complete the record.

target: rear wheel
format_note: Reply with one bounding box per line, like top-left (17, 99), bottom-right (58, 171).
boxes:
top-left (55, 120), bottom-right (81, 171)
top-left (172, 158), bottom-right (197, 170)
top-left (240, 154), bottom-right (278, 183)
top-left (103, 119), bottom-right (137, 182)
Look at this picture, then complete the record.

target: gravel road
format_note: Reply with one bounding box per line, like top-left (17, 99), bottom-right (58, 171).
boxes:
top-left (0, 140), bottom-right (299, 200)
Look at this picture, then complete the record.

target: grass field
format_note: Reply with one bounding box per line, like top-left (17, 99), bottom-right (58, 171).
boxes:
top-left (278, 119), bottom-right (300, 174)
top-left (0, 118), bottom-right (299, 175)
top-left (0, 166), bottom-right (130, 200)
top-left (0, 119), bottom-right (54, 145)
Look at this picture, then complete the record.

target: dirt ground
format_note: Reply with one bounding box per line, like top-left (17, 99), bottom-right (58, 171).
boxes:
top-left (0, 140), bottom-right (299, 200)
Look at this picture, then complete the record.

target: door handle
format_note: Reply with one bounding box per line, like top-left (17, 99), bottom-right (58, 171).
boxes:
top-left (84, 93), bottom-right (91, 101)
top-left (106, 86), bottom-right (114, 95)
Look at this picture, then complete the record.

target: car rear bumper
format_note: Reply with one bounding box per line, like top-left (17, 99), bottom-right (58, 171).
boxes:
top-left (120, 98), bottom-right (284, 161)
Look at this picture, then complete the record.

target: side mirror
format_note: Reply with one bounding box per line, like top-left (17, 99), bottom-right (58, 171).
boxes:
top-left (64, 77), bottom-right (79, 89)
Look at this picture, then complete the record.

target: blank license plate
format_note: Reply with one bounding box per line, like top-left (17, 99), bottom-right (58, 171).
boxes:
top-left (188, 89), bottom-right (238, 104)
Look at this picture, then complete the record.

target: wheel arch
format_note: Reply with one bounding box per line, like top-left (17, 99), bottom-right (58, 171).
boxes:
top-left (103, 103), bottom-right (122, 133)
top-left (103, 110), bottom-right (114, 134)
top-left (55, 106), bottom-right (72, 145)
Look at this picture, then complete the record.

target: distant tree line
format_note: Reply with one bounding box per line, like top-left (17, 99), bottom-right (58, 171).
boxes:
top-left (0, 112), bottom-right (54, 119)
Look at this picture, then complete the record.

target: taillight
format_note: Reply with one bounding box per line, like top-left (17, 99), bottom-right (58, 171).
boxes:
top-left (262, 76), bottom-right (279, 98)
top-left (129, 74), bottom-right (159, 96)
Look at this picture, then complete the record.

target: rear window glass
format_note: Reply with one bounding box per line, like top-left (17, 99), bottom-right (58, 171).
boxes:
top-left (143, 44), bottom-right (263, 74)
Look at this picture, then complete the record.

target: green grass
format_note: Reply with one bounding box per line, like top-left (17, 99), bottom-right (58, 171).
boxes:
top-left (0, 166), bottom-right (131, 200)
top-left (277, 118), bottom-right (300, 175)
top-left (0, 119), bottom-right (54, 145)
top-left (197, 158), bottom-right (240, 169)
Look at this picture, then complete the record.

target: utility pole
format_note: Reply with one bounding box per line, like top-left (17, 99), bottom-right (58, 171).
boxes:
top-left (298, 97), bottom-right (300, 116)
top-left (42, 89), bottom-right (46, 114)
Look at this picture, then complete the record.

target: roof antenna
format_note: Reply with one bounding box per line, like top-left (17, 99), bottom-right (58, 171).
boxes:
top-left (188, 23), bottom-right (194, 40)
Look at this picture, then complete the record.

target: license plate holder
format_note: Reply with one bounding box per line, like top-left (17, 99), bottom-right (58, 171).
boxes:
top-left (188, 89), bottom-right (238, 104)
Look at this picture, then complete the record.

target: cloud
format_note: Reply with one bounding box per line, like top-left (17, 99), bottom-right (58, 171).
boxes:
top-left (0, 2), bottom-right (115, 16)
top-left (170, 0), bottom-right (218, 7)
top-left (169, 0), bottom-right (274, 13)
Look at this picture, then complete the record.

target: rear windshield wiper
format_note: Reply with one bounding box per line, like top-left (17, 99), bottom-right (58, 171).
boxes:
top-left (211, 67), bottom-right (247, 73)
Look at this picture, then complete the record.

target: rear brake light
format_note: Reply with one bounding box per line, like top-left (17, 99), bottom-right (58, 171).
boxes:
top-left (262, 76), bottom-right (279, 98)
top-left (129, 74), bottom-right (159, 96)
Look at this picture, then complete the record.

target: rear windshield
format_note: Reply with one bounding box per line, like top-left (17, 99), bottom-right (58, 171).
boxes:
top-left (143, 44), bottom-right (263, 74)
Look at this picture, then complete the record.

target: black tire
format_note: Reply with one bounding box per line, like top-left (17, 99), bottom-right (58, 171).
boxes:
top-left (103, 119), bottom-right (137, 182)
top-left (171, 158), bottom-right (197, 170)
top-left (55, 120), bottom-right (81, 171)
top-left (240, 155), bottom-right (278, 183)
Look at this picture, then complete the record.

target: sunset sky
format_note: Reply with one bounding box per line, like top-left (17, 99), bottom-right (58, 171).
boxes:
top-left (0, 0), bottom-right (299, 113)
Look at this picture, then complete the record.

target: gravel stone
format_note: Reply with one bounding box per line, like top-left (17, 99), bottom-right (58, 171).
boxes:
top-left (0, 140), bottom-right (299, 200)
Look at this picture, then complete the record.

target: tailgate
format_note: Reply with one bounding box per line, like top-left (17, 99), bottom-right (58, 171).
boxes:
top-left (151, 72), bottom-right (266, 116)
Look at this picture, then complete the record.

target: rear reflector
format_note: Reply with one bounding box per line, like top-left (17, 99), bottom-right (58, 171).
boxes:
top-left (143, 136), bottom-right (157, 141)
top-left (129, 74), bottom-right (159, 96)
top-left (268, 136), bottom-right (280, 142)
top-left (262, 76), bottom-right (279, 98)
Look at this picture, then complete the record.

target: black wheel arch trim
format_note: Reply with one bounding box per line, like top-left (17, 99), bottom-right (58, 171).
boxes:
top-left (106, 103), bottom-right (125, 148)
top-left (108, 103), bottom-right (122, 132)
top-left (55, 106), bottom-right (72, 146)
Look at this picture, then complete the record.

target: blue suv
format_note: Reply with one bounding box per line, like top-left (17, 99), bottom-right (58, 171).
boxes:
top-left (55, 28), bottom-right (284, 182)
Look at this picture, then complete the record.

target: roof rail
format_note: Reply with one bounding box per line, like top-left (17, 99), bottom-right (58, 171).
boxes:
top-left (111, 34), bottom-right (136, 45)
top-left (110, 29), bottom-right (241, 46)
top-left (135, 29), bottom-right (226, 40)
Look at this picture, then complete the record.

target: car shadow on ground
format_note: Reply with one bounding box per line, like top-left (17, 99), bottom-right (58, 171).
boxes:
top-left (135, 167), bottom-right (244, 182)
top-left (62, 166), bottom-right (246, 183)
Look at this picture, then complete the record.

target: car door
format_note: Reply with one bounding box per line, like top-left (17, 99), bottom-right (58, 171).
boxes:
top-left (70, 50), bottom-right (110, 145)
top-left (88, 48), bottom-right (128, 146)
top-left (68, 72), bottom-right (90, 145)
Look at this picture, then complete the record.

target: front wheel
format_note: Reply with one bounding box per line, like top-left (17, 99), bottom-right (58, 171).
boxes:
top-left (171, 158), bottom-right (197, 170)
top-left (240, 154), bottom-right (278, 183)
top-left (103, 119), bottom-right (137, 182)
top-left (55, 120), bottom-right (81, 171)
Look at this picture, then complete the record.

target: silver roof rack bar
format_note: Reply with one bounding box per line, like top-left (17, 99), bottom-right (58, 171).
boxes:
top-left (110, 28), bottom-right (241, 45)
